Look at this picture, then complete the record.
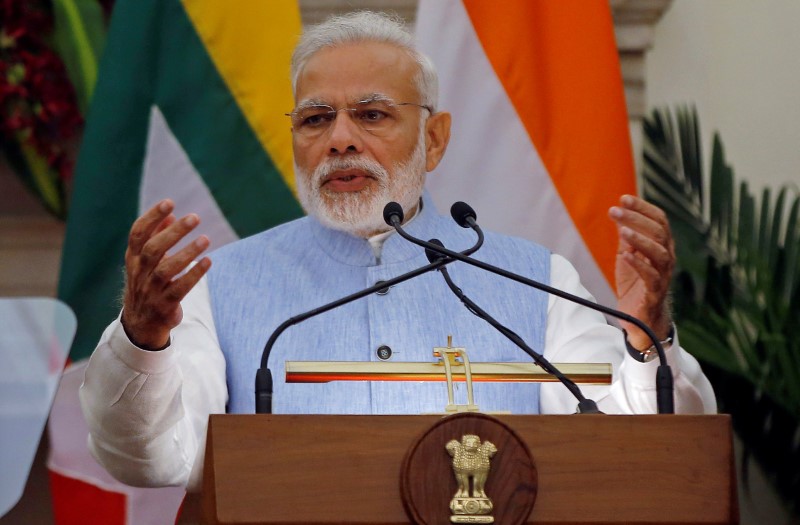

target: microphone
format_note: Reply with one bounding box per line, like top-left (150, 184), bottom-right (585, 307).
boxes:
top-left (384, 201), bottom-right (675, 414)
top-left (255, 208), bottom-right (484, 414)
top-left (382, 201), bottom-right (404, 226)
top-left (450, 201), bottom-right (478, 229)
top-left (426, 239), bottom-right (601, 414)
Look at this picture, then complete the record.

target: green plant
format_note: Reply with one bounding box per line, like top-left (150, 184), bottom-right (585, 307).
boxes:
top-left (642, 106), bottom-right (800, 516)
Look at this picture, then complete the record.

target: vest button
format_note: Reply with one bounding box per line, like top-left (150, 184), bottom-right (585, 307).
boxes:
top-left (375, 280), bottom-right (391, 295)
top-left (376, 345), bottom-right (392, 360)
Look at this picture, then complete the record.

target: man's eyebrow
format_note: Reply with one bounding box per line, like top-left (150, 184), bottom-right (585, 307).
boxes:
top-left (355, 93), bottom-right (394, 104)
top-left (294, 99), bottom-right (331, 110)
top-left (294, 93), bottom-right (395, 110)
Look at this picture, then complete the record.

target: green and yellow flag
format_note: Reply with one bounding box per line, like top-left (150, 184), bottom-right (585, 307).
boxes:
top-left (59, 0), bottom-right (302, 361)
top-left (52, 1), bottom-right (302, 522)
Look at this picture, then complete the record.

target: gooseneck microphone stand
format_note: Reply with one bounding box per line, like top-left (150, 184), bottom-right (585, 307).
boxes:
top-left (383, 201), bottom-right (674, 414)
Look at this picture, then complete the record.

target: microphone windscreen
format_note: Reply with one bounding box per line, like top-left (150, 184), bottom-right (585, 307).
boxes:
top-left (383, 202), bottom-right (404, 225)
top-left (450, 201), bottom-right (477, 228)
top-left (425, 238), bottom-right (446, 264)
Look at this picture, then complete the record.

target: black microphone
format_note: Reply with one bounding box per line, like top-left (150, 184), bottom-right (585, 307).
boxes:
top-left (426, 238), bottom-right (601, 414)
top-left (382, 201), bottom-right (404, 226)
top-left (255, 210), bottom-right (484, 414)
top-left (450, 201), bottom-right (478, 229)
top-left (384, 201), bottom-right (675, 414)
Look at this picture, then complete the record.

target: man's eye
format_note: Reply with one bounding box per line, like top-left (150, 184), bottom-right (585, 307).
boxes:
top-left (357, 108), bottom-right (389, 122)
top-left (300, 111), bottom-right (334, 127)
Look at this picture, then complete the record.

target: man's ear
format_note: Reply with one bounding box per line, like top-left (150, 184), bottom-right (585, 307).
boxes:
top-left (424, 111), bottom-right (451, 172)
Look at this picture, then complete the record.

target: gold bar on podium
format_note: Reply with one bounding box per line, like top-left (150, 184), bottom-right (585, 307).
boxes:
top-left (285, 361), bottom-right (611, 384)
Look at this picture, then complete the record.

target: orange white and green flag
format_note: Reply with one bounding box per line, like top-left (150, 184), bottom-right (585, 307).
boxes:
top-left (417, 0), bottom-right (636, 306)
top-left (52, 1), bottom-right (302, 523)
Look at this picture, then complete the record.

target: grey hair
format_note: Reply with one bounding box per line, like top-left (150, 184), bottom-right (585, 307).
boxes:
top-left (291, 11), bottom-right (439, 111)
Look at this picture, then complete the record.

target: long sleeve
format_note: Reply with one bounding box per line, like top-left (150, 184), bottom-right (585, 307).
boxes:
top-left (539, 254), bottom-right (717, 415)
top-left (79, 277), bottom-right (226, 491)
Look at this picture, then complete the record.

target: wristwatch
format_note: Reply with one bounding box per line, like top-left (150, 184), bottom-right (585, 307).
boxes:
top-left (625, 324), bottom-right (675, 363)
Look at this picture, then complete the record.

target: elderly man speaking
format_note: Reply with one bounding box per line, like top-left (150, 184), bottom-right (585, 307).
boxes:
top-left (80, 11), bottom-right (716, 491)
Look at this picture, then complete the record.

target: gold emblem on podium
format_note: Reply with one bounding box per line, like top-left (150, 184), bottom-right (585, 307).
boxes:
top-left (446, 434), bottom-right (497, 523)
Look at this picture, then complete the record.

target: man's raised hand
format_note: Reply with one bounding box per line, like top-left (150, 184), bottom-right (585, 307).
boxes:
top-left (609, 195), bottom-right (675, 350)
top-left (121, 199), bottom-right (211, 350)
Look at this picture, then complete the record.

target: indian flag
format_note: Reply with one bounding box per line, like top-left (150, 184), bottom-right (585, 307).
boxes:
top-left (51, 0), bottom-right (302, 522)
top-left (417, 0), bottom-right (636, 306)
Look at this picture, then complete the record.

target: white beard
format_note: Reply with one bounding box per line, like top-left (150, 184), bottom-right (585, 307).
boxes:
top-left (295, 129), bottom-right (427, 238)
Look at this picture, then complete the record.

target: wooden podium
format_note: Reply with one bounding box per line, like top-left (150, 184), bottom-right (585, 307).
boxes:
top-left (201, 414), bottom-right (738, 524)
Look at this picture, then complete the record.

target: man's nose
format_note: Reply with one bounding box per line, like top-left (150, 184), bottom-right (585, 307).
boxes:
top-left (326, 111), bottom-right (364, 155)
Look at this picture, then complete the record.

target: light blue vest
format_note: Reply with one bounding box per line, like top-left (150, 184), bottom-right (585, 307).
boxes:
top-left (206, 199), bottom-right (550, 415)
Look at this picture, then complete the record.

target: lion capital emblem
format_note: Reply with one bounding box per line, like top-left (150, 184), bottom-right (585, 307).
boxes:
top-left (446, 434), bottom-right (497, 521)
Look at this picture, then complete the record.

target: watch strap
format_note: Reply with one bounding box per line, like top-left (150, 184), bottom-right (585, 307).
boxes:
top-left (625, 324), bottom-right (675, 363)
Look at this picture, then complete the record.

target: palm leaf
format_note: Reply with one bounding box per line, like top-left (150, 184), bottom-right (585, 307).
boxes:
top-left (642, 107), bottom-right (800, 516)
top-left (778, 195), bottom-right (799, 304)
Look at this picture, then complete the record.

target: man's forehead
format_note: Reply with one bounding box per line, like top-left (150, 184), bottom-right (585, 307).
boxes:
top-left (294, 41), bottom-right (420, 105)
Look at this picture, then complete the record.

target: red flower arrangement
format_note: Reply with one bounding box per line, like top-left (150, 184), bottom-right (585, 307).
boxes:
top-left (1, 0), bottom-right (83, 185)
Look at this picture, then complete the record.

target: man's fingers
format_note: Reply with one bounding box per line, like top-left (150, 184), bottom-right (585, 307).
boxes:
top-left (621, 252), bottom-right (663, 294)
top-left (154, 214), bottom-right (177, 235)
top-left (128, 199), bottom-right (175, 254)
top-left (609, 196), bottom-right (676, 267)
top-left (619, 227), bottom-right (672, 274)
top-left (163, 257), bottom-right (212, 304)
top-left (619, 194), bottom-right (670, 228)
top-left (139, 214), bottom-right (201, 269)
top-left (610, 205), bottom-right (669, 247)
top-left (151, 235), bottom-right (210, 285)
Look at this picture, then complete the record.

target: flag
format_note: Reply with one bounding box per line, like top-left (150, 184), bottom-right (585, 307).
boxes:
top-left (417, 0), bottom-right (636, 306)
top-left (51, 1), bottom-right (302, 522)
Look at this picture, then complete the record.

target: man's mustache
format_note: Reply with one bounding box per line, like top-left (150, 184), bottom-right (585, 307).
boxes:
top-left (313, 156), bottom-right (388, 186)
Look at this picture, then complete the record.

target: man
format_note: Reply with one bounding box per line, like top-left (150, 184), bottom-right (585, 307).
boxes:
top-left (80, 11), bottom-right (715, 492)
